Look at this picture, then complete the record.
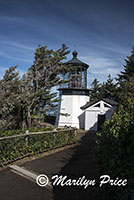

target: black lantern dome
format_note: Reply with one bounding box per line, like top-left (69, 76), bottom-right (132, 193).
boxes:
top-left (65, 50), bottom-right (88, 69)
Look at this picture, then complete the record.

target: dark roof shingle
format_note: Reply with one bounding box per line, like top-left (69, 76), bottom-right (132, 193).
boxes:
top-left (81, 98), bottom-right (118, 110)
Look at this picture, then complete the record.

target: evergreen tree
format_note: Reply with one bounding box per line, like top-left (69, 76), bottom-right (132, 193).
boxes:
top-left (26, 44), bottom-right (70, 127)
top-left (100, 74), bottom-right (118, 100)
top-left (90, 75), bottom-right (117, 101)
top-left (118, 47), bottom-right (134, 82)
top-left (89, 78), bottom-right (101, 101)
top-left (0, 66), bottom-right (21, 129)
top-left (117, 48), bottom-right (134, 102)
top-left (0, 44), bottom-right (70, 130)
top-left (117, 75), bottom-right (134, 101)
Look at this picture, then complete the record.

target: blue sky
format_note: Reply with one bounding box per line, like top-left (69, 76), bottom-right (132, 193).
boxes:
top-left (0, 0), bottom-right (134, 86)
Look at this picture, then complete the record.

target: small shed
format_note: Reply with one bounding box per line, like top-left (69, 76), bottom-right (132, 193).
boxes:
top-left (79, 98), bottom-right (118, 131)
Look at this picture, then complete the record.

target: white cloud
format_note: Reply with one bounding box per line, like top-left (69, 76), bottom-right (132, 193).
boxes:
top-left (0, 52), bottom-right (32, 63)
top-left (79, 55), bottom-right (121, 84)
top-left (0, 39), bottom-right (35, 51)
top-left (81, 56), bottom-right (117, 68)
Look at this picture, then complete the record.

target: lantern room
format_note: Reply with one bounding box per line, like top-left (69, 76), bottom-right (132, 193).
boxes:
top-left (60, 50), bottom-right (88, 90)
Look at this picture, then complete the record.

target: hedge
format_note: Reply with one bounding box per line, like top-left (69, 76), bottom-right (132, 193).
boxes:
top-left (0, 128), bottom-right (76, 166)
top-left (96, 98), bottom-right (134, 200)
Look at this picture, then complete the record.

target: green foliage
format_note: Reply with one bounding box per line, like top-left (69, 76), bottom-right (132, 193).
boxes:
top-left (90, 75), bottom-right (118, 102)
top-left (117, 74), bottom-right (134, 102)
top-left (0, 66), bottom-right (21, 130)
top-left (117, 48), bottom-right (134, 102)
top-left (0, 127), bottom-right (53, 137)
top-left (117, 48), bottom-right (134, 82)
top-left (100, 74), bottom-right (118, 100)
top-left (0, 44), bottom-right (70, 130)
top-left (0, 128), bottom-right (76, 165)
top-left (89, 78), bottom-right (101, 101)
top-left (96, 98), bottom-right (134, 200)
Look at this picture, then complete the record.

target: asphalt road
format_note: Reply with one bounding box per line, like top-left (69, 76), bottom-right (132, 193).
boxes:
top-left (0, 168), bottom-right (51, 200)
top-left (0, 131), bottom-right (99, 200)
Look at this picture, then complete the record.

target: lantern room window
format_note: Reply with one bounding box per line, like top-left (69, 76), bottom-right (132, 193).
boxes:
top-left (60, 50), bottom-right (89, 90)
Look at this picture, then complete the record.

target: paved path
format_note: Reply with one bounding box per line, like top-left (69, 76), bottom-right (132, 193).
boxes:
top-left (0, 131), bottom-right (100, 200)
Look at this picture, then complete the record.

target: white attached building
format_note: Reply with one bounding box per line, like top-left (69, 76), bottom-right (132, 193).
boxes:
top-left (80, 98), bottom-right (118, 131)
top-left (56, 51), bottom-right (118, 131)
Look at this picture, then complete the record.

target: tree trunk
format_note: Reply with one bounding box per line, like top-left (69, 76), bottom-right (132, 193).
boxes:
top-left (27, 106), bottom-right (31, 128)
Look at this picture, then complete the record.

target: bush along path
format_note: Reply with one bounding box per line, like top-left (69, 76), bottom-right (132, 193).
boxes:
top-left (0, 128), bottom-right (76, 166)
top-left (96, 98), bottom-right (134, 200)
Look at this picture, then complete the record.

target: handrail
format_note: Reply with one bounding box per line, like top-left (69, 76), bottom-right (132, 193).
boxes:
top-left (0, 127), bottom-right (77, 167)
top-left (0, 128), bottom-right (75, 141)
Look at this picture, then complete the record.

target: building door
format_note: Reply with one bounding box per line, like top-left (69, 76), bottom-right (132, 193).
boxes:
top-left (98, 114), bottom-right (106, 131)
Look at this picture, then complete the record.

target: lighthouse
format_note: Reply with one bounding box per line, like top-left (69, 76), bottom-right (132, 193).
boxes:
top-left (57, 50), bottom-right (89, 128)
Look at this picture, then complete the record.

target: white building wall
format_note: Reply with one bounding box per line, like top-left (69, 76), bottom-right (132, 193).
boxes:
top-left (58, 98), bottom-right (115, 131)
top-left (85, 111), bottom-right (98, 131)
top-left (58, 95), bottom-right (73, 126)
top-left (58, 94), bottom-right (89, 128)
top-left (84, 101), bottom-right (114, 131)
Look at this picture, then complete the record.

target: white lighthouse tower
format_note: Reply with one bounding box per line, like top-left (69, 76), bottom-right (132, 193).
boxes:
top-left (57, 50), bottom-right (89, 128)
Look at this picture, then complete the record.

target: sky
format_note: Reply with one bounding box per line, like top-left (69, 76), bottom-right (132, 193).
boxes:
top-left (0, 0), bottom-right (134, 86)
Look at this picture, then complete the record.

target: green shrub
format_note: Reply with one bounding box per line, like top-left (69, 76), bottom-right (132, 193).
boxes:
top-left (96, 98), bottom-right (134, 200)
top-left (0, 128), bottom-right (76, 165)
top-left (0, 127), bottom-right (53, 137)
